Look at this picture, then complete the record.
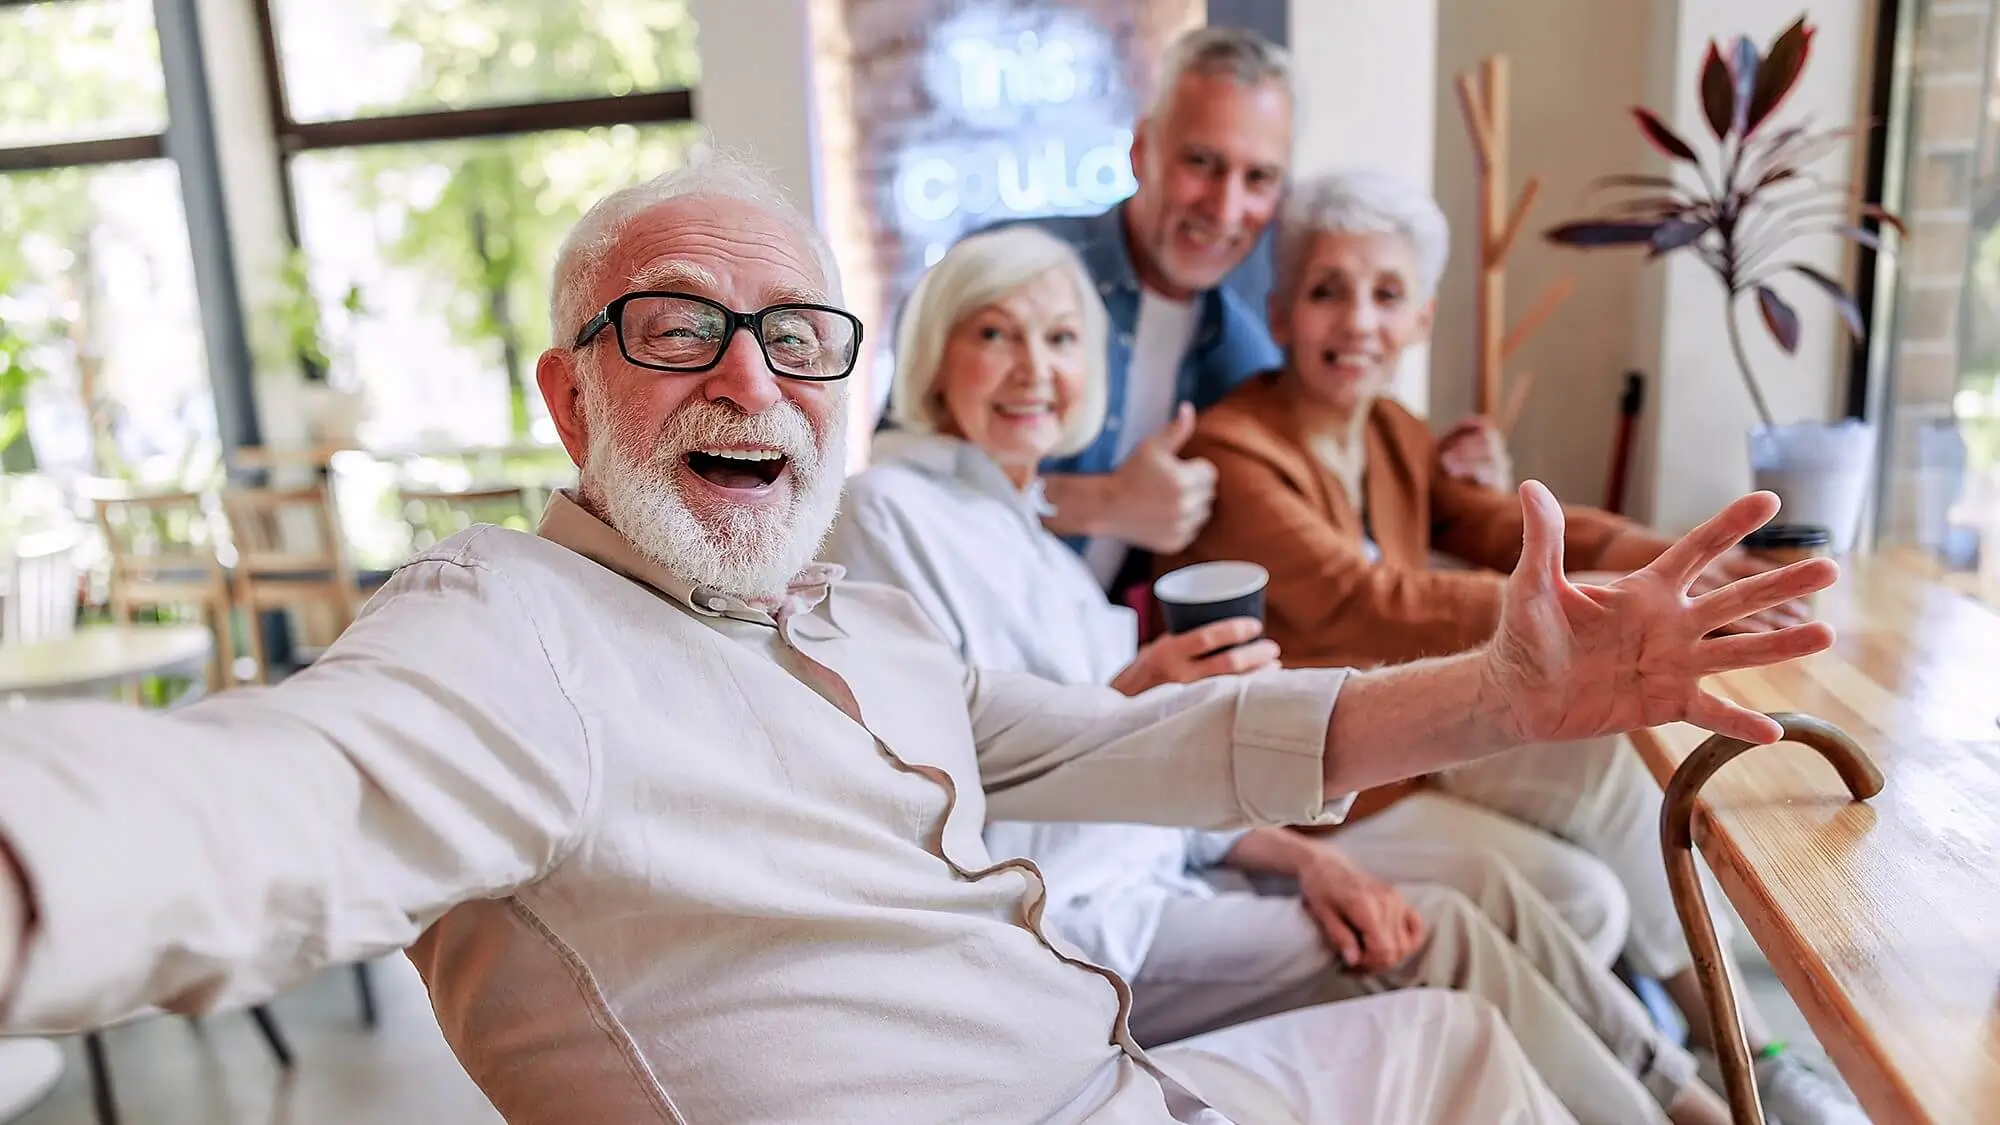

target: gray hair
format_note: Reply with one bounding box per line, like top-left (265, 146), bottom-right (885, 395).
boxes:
top-left (1273, 169), bottom-right (1451, 301)
top-left (1146, 26), bottom-right (1297, 124)
top-left (548, 153), bottom-right (842, 352)
top-left (890, 226), bottom-right (1109, 459)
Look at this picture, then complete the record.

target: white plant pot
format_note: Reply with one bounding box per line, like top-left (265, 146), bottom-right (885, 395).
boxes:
top-left (301, 383), bottom-right (366, 447)
top-left (1746, 420), bottom-right (1877, 554)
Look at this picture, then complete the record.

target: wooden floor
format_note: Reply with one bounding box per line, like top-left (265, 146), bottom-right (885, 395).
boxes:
top-left (11, 958), bottom-right (500, 1125)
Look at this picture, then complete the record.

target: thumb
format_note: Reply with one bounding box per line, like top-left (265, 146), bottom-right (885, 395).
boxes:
top-left (1513, 481), bottom-right (1567, 592)
top-left (1153, 402), bottom-right (1198, 456)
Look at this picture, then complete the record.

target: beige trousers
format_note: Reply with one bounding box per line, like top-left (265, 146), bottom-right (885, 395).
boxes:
top-left (1428, 735), bottom-right (1728, 979)
top-left (1153, 991), bottom-right (1579, 1125)
top-left (1128, 845), bottom-right (1696, 1125)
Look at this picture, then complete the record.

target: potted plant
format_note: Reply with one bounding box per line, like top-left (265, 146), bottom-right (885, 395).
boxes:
top-left (270, 248), bottom-right (369, 448)
top-left (1545, 16), bottom-right (1902, 551)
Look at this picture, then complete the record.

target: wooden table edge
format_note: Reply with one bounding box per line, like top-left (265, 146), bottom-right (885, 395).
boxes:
top-left (1628, 723), bottom-right (1935, 1125)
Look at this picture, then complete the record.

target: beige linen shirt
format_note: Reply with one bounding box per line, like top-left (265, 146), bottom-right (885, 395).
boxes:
top-left (0, 492), bottom-right (1351, 1124)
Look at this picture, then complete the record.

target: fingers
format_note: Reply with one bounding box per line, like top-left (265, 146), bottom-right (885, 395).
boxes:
top-left (1647, 492), bottom-right (1783, 590)
top-left (1511, 481), bottom-right (1567, 592)
top-left (1696, 621), bottom-right (1835, 674)
top-left (1686, 691), bottom-right (1786, 745)
top-left (1400, 901), bottom-right (1427, 950)
top-left (1191, 638), bottom-right (1281, 678)
top-left (1177, 617), bottom-right (1264, 656)
top-left (1307, 900), bottom-right (1363, 967)
top-left (1346, 896), bottom-right (1400, 972)
top-left (1156, 402), bottom-right (1198, 455)
top-left (1692, 557), bottom-right (1838, 634)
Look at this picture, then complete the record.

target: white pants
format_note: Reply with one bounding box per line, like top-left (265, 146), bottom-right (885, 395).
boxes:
top-left (1422, 735), bottom-right (1725, 979)
top-left (1129, 851), bottom-right (1695, 1124)
top-left (1152, 991), bottom-right (1578, 1125)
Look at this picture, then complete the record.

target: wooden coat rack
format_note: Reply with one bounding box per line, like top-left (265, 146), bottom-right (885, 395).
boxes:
top-left (1454, 55), bottom-right (1576, 433)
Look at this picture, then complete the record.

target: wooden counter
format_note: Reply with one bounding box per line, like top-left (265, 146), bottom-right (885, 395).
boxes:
top-left (1629, 552), bottom-right (2000, 1124)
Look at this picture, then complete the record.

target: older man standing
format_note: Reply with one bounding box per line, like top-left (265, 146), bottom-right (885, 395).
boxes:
top-left (1026, 26), bottom-right (1290, 590)
top-left (0, 159), bottom-right (1832, 1125)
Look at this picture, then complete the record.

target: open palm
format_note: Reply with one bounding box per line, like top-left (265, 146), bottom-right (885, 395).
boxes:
top-left (1487, 483), bottom-right (1838, 747)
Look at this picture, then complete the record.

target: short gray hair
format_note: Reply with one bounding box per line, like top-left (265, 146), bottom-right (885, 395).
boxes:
top-left (1146, 26), bottom-right (1296, 123)
top-left (548, 153), bottom-right (842, 351)
top-left (890, 226), bottom-right (1109, 459)
top-left (1273, 169), bottom-right (1451, 301)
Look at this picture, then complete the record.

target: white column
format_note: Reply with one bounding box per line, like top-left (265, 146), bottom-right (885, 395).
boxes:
top-left (189, 0), bottom-right (314, 453)
top-left (1287, 0), bottom-right (1440, 411)
top-left (689, 0), bottom-right (824, 223)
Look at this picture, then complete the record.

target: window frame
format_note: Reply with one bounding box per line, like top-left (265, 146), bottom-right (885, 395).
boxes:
top-left (0, 0), bottom-right (169, 172)
top-left (249, 0), bottom-right (699, 245)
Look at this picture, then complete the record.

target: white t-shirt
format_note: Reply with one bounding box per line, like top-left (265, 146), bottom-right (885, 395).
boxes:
top-left (1086, 289), bottom-right (1201, 587)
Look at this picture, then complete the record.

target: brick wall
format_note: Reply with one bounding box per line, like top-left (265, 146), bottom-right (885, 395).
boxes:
top-left (1880, 1), bottom-right (1994, 544)
top-left (810, 0), bottom-right (1201, 445)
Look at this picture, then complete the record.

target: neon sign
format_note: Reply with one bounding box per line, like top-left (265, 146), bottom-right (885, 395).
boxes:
top-left (892, 9), bottom-right (1137, 266)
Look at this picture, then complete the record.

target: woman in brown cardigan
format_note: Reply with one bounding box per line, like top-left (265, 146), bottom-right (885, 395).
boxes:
top-left (1160, 169), bottom-right (1860, 1125)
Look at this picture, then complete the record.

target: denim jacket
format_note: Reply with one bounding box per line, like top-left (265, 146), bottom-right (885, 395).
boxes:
top-left (1026, 204), bottom-right (1281, 478)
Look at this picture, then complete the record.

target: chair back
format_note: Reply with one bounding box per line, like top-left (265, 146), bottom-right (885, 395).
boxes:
top-left (96, 492), bottom-right (227, 600)
top-left (2, 526), bottom-right (80, 644)
top-left (222, 486), bottom-right (351, 581)
top-left (398, 484), bottom-right (531, 551)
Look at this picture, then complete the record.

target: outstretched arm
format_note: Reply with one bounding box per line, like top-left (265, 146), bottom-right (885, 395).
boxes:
top-left (0, 555), bottom-right (592, 1033)
top-left (1325, 484), bottom-right (1837, 793)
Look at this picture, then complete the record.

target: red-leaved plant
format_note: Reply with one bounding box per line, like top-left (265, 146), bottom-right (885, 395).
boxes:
top-left (1544, 16), bottom-right (1903, 430)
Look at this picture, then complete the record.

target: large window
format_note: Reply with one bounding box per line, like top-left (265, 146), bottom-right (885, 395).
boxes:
top-left (1871, 0), bottom-right (2000, 603)
top-left (0, 0), bottom-right (215, 516)
top-left (256, 0), bottom-right (702, 564)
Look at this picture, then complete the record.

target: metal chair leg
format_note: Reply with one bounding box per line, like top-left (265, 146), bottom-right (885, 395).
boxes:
top-left (248, 1004), bottom-right (295, 1069)
top-left (1660, 711), bottom-right (1884, 1125)
top-left (83, 1031), bottom-right (118, 1125)
top-left (352, 961), bottom-right (379, 1030)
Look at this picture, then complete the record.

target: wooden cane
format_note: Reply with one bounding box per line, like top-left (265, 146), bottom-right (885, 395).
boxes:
top-left (1659, 712), bottom-right (1884, 1125)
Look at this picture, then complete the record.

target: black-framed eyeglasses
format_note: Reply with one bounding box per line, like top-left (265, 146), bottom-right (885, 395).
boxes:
top-left (573, 291), bottom-right (863, 382)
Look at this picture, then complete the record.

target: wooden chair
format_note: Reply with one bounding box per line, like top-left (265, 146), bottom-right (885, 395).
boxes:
top-left (397, 483), bottom-right (531, 552)
top-left (94, 493), bottom-right (237, 690)
top-left (220, 486), bottom-right (361, 683)
top-left (0, 527), bottom-right (81, 645)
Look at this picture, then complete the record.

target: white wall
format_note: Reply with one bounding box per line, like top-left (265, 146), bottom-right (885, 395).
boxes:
top-left (1289, 0), bottom-right (1440, 411)
top-left (1431, 0), bottom-right (1654, 512)
top-left (193, 0), bottom-right (313, 450)
top-left (689, 0), bottom-right (824, 222)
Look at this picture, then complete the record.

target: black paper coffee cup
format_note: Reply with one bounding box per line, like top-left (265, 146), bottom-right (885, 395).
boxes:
top-left (1153, 561), bottom-right (1269, 639)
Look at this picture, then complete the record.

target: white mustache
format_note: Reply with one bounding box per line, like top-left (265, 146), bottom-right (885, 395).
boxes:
top-left (655, 398), bottom-right (819, 471)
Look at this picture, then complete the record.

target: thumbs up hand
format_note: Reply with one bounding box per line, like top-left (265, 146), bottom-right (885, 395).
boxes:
top-left (1103, 403), bottom-right (1218, 554)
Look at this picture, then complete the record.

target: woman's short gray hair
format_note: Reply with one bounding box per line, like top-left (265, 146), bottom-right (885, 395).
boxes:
top-left (548, 153), bottom-right (841, 352)
top-left (890, 226), bottom-right (1109, 459)
top-left (1273, 169), bottom-right (1451, 302)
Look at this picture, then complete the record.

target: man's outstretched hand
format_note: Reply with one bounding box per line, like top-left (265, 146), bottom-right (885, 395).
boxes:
top-left (1484, 482), bottom-right (1838, 748)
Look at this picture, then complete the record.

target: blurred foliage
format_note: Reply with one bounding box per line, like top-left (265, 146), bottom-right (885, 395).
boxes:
top-left (319, 0), bottom-right (701, 437)
top-left (0, 0), bottom-right (165, 146)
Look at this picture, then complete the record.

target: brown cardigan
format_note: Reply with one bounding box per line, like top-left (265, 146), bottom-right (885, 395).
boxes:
top-left (1159, 371), bottom-right (1635, 672)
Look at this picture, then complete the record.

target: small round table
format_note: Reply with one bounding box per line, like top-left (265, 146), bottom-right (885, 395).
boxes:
top-left (0, 624), bottom-right (212, 698)
top-left (0, 623), bottom-right (213, 1119)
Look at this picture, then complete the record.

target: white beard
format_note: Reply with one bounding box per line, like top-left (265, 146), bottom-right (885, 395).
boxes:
top-left (581, 389), bottom-right (846, 602)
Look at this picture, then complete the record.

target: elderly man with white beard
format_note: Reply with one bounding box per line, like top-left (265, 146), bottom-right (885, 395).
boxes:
top-left (0, 158), bottom-right (1835, 1125)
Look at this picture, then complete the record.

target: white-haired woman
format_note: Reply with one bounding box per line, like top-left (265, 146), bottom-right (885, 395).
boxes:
top-left (1160, 168), bottom-right (1863, 1125)
top-left (825, 225), bottom-right (1738, 1125)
